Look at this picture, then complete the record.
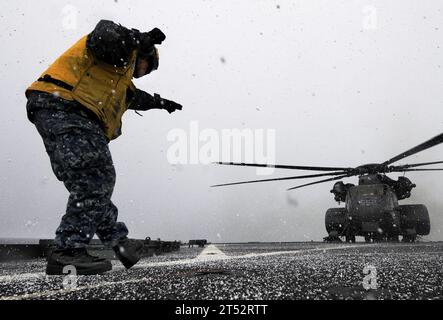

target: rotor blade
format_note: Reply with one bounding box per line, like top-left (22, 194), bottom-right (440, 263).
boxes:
top-left (391, 168), bottom-right (443, 172)
top-left (390, 160), bottom-right (443, 170)
top-left (211, 171), bottom-right (347, 188)
top-left (382, 133), bottom-right (443, 166)
top-left (287, 174), bottom-right (352, 191)
top-left (215, 162), bottom-right (352, 172)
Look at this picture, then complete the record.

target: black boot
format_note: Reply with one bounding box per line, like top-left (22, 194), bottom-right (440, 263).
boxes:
top-left (46, 248), bottom-right (112, 275)
top-left (113, 238), bottom-right (143, 269)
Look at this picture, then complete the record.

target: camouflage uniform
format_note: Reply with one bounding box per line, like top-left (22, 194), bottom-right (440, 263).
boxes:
top-left (25, 20), bottom-right (181, 254)
top-left (26, 91), bottom-right (128, 249)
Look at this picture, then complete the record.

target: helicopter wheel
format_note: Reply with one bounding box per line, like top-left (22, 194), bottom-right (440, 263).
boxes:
top-left (345, 235), bottom-right (356, 243)
top-left (387, 235), bottom-right (399, 242)
top-left (402, 235), bottom-right (416, 243)
top-left (372, 234), bottom-right (384, 243)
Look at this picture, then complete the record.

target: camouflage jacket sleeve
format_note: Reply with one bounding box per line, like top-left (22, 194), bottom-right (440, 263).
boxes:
top-left (87, 20), bottom-right (140, 67)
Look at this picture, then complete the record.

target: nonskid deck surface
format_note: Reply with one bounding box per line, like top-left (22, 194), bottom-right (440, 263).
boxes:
top-left (0, 242), bottom-right (441, 300)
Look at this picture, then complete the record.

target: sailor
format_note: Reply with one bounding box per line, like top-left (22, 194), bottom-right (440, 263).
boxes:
top-left (25, 20), bottom-right (183, 275)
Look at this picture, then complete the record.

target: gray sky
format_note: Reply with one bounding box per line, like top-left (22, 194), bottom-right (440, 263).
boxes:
top-left (1, 0), bottom-right (443, 242)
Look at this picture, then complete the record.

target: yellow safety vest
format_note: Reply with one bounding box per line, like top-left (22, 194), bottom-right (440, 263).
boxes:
top-left (26, 35), bottom-right (137, 140)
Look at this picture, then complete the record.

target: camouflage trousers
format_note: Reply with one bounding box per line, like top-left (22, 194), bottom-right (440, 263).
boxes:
top-left (26, 92), bottom-right (128, 249)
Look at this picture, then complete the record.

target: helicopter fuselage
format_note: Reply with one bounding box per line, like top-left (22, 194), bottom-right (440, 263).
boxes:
top-left (326, 174), bottom-right (430, 242)
top-left (346, 176), bottom-right (399, 236)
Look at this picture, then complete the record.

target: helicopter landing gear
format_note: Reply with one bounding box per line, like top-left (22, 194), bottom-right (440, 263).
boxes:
top-left (402, 235), bottom-right (416, 243)
top-left (343, 220), bottom-right (356, 243)
top-left (323, 235), bottom-right (342, 242)
top-left (387, 235), bottom-right (399, 242)
top-left (372, 234), bottom-right (385, 242)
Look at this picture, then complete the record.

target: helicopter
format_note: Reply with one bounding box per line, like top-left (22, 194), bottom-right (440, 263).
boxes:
top-left (211, 133), bottom-right (443, 243)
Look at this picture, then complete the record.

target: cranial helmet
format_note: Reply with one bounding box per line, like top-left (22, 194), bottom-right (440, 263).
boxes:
top-left (137, 46), bottom-right (159, 75)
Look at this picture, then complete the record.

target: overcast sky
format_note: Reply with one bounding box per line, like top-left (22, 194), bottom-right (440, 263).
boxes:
top-left (1, 0), bottom-right (443, 242)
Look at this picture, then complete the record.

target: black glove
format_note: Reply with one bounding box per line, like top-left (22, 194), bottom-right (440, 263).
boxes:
top-left (154, 94), bottom-right (182, 114)
top-left (140, 28), bottom-right (166, 49)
